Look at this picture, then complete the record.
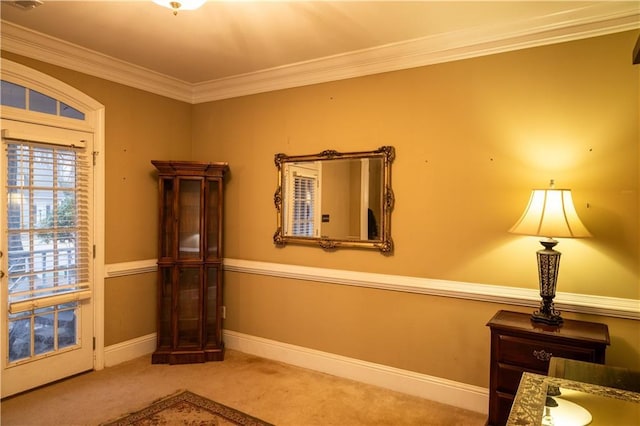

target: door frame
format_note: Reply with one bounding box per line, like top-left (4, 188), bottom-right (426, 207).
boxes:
top-left (0, 59), bottom-right (106, 372)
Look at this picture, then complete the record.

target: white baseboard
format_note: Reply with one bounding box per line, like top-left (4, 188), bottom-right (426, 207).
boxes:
top-left (102, 330), bottom-right (488, 414)
top-left (103, 332), bottom-right (156, 367)
top-left (223, 330), bottom-right (489, 415)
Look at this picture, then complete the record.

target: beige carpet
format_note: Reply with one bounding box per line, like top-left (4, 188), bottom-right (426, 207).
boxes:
top-left (0, 349), bottom-right (486, 425)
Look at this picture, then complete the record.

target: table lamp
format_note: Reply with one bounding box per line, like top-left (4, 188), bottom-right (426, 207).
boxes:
top-left (509, 180), bottom-right (591, 325)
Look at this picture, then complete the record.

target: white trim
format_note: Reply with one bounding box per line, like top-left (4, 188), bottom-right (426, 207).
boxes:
top-left (360, 158), bottom-right (370, 241)
top-left (0, 60), bottom-right (102, 132)
top-left (103, 333), bottom-right (156, 368)
top-left (103, 330), bottom-right (488, 414)
top-left (0, 22), bottom-right (192, 103)
top-left (1, 58), bottom-right (106, 371)
top-left (193, 3), bottom-right (640, 103)
top-left (105, 258), bottom-right (639, 320)
top-left (223, 330), bottom-right (488, 414)
top-left (104, 259), bottom-right (157, 278)
top-left (1, 3), bottom-right (638, 103)
top-left (93, 106), bottom-right (106, 371)
top-left (222, 259), bottom-right (640, 321)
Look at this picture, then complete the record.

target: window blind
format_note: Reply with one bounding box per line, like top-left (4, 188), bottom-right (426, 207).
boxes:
top-left (5, 140), bottom-right (92, 314)
top-left (291, 174), bottom-right (316, 237)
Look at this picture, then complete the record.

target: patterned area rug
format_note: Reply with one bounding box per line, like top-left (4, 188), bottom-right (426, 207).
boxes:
top-left (102, 390), bottom-right (274, 426)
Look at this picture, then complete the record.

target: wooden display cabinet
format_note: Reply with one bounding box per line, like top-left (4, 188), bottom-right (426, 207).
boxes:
top-left (151, 160), bottom-right (228, 364)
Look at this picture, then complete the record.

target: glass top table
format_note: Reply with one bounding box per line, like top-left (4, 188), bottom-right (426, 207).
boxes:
top-left (507, 372), bottom-right (640, 425)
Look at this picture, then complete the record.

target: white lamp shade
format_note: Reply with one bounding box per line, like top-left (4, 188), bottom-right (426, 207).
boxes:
top-left (509, 188), bottom-right (591, 238)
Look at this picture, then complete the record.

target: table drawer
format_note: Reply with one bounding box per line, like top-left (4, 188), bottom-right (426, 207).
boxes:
top-left (498, 335), bottom-right (597, 370)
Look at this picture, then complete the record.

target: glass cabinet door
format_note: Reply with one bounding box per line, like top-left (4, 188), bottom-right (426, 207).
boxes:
top-left (177, 267), bottom-right (202, 348)
top-left (178, 179), bottom-right (202, 259)
top-left (157, 267), bottom-right (173, 348)
top-left (205, 266), bottom-right (221, 346)
top-left (206, 179), bottom-right (221, 260)
top-left (159, 178), bottom-right (175, 259)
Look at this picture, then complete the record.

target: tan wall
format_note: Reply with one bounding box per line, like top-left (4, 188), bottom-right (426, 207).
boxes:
top-left (192, 31), bottom-right (639, 296)
top-left (3, 29), bottom-right (638, 386)
top-left (105, 273), bottom-right (157, 344)
top-left (192, 31), bottom-right (640, 386)
top-left (1, 52), bottom-right (192, 345)
top-left (348, 160), bottom-right (361, 237)
top-left (223, 272), bottom-right (640, 387)
top-left (369, 159), bottom-right (382, 237)
top-left (321, 160), bottom-right (351, 238)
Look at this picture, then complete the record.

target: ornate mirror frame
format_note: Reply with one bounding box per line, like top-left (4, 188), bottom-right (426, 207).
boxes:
top-left (273, 146), bottom-right (395, 253)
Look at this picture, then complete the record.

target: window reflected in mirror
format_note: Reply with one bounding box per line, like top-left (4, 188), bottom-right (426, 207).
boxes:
top-left (274, 147), bottom-right (394, 253)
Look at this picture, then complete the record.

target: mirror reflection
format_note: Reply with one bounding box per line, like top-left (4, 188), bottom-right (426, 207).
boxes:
top-left (274, 146), bottom-right (395, 252)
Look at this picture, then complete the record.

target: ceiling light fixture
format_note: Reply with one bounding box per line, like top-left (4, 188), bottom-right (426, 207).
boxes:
top-left (7, 0), bottom-right (43, 10)
top-left (153, 0), bottom-right (206, 16)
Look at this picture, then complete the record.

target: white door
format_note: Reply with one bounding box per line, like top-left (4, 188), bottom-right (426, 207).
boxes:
top-left (1, 119), bottom-right (95, 397)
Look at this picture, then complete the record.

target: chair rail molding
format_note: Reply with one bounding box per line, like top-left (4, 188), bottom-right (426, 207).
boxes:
top-left (104, 258), bottom-right (639, 320)
top-left (104, 259), bottom-right (157, 278)
top-left (223, 259), bottom-right (639, 320)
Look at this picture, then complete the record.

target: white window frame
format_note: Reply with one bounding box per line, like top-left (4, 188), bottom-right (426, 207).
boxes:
top-left (283, 162), bottom-right (321, 238)
top-left (0, 59), bottom-right (106, 370)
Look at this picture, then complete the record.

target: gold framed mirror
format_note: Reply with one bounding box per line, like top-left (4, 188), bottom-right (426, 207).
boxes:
top-left (274, 146), bottom-right (395, 253)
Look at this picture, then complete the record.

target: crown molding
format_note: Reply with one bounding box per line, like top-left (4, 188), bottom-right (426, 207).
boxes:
top-left (0, 21), bottom-right (193, 103)
top-left (2, 3), bottom-right (638, 104)
top-left (193, 3), bottom-right (640, 103)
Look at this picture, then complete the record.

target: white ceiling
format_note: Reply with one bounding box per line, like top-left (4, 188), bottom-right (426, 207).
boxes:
top-left (1, 1), bottom-right (639, 103)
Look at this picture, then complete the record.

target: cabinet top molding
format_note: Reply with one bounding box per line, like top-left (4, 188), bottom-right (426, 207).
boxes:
top-left (152, 160), bottom-right (229, 177)
top-left (487, 310), bottom-right (610, 345)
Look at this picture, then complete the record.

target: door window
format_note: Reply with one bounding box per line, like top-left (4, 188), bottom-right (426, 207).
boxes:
top-left (6, 140), bottom-right (91, 363)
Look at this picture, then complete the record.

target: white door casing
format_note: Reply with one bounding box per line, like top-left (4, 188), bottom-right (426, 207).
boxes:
top-left (0, 59), bottom-right (105, 398)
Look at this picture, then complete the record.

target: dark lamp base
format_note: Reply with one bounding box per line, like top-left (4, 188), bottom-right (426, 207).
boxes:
top-left (531, 311), bottom-right (564, 326)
